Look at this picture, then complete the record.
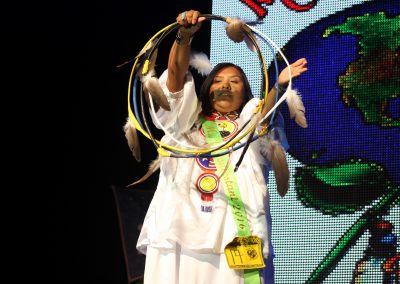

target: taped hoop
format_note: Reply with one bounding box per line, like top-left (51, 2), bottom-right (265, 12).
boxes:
top-left (127, 14), bottom-right (292, 158)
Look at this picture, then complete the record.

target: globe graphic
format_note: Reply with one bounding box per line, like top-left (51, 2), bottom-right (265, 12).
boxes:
top-left (269, 1), bottom-right (400, 185)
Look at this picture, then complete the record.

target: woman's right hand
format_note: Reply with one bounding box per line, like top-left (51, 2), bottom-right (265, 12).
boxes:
top-left (176, 10), bottom-right (205, 36)
top-left (167, 10), bottom-right (206, 92)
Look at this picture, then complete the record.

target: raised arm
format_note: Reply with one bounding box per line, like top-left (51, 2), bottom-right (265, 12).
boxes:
top-left (166, 10), bottom-right (205, 92)
top-left (261, 58), bottom-right (308, 123)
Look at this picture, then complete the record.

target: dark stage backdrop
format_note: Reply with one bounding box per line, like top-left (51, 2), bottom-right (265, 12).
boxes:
top-left (63, 1), bottom-right (213, 284)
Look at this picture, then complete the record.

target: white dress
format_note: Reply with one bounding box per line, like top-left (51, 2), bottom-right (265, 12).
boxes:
top-left (137, 70), bottom-right (277, 284)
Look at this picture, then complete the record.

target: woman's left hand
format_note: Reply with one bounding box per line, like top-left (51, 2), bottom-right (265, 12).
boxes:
top-left (278, 58), bottom-right (308, 87)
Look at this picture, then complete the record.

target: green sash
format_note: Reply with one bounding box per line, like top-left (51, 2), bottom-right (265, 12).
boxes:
top-left (200, 117), bottom-right (261, 284)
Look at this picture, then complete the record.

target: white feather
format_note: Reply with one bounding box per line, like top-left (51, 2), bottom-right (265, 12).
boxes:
top-left (189, 52), bottom-right (213, 76)
top-left (135, 40), bottom-right (156, 59)
top-left (117, 43), bottom-right (157, 69)
top-left (144, 77), bottom-right (171, 111)
top-left (285, 87), bottom-right (308, 128)
top-left (270, 140), bottom-right (289, 197)
top-left (244, 35), bottom-right (259, 53)
top-left (260, 137), bottom-right (289, 197)
top-left (123, 117), bottom-right (141, 162)
top-left (141, 68), bottom-right (156, 84)
top-left (138, 48), bottom-right (158, 77)
top-left (127, 155), bottom-right (162, 187)
top-left (260, 137), bottom-right (273, 163)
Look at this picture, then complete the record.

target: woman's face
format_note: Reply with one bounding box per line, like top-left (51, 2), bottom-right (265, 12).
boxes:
top-left (209, 66), bottom-right (245, 113)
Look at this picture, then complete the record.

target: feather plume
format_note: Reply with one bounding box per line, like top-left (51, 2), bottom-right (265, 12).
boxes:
top-left (270, 140), bottom-right (289, 197)
top-left (285, 88), bottom-right (308, 128)
top-left (260, 137), bottom-right (289, 197)
top-left (143, 76), bottom-right (171, 111)
top-left (241, 24), bottom-right (258, 53)
top-left (123, 117), bottom-right (141, 162)
top-left (117, 39), bottom-right (158, 68)
top-left (135, 40), bottom-right (156, 59)
top-left (189, 52), bottom-right (213, 76)
top-left (126, 155), bottom-right (161, 187)
top-left (141, 68), bottom-right (156, 83)
top-left (225, 17), bottom-right (246, 43)
top-left (244, 36), bottom-right (258, 53)
top-left (137, 48), bottom-right (158, 77)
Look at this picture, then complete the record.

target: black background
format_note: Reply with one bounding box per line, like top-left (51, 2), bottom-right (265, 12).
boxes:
top-left (59, 1), bottom-right (213, 283)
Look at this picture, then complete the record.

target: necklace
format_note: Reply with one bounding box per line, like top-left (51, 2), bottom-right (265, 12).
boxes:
top-left (211, 111), bottom-right (239, 121)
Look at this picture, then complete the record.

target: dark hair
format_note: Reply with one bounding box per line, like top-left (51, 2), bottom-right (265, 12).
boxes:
top-left (198, 63), bottom-right (253, 116)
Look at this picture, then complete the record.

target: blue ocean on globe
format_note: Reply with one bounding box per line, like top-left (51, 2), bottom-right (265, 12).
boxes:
top-left (270, 0), bottom-right (400, 185)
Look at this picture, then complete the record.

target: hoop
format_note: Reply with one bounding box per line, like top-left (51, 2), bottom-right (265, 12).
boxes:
top-left (127, 14), bottom-right (290, 158)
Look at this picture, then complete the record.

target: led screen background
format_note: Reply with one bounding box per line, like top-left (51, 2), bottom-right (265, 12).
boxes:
top-left (210, 0), bottom-right (399, 283)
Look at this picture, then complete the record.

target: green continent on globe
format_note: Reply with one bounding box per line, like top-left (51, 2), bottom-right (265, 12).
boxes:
top-left (323, 12), bottom-right (400, 127)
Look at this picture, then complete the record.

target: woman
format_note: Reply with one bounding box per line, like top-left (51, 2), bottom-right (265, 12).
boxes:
top-left (136, 10), bottom-right (308, 283)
